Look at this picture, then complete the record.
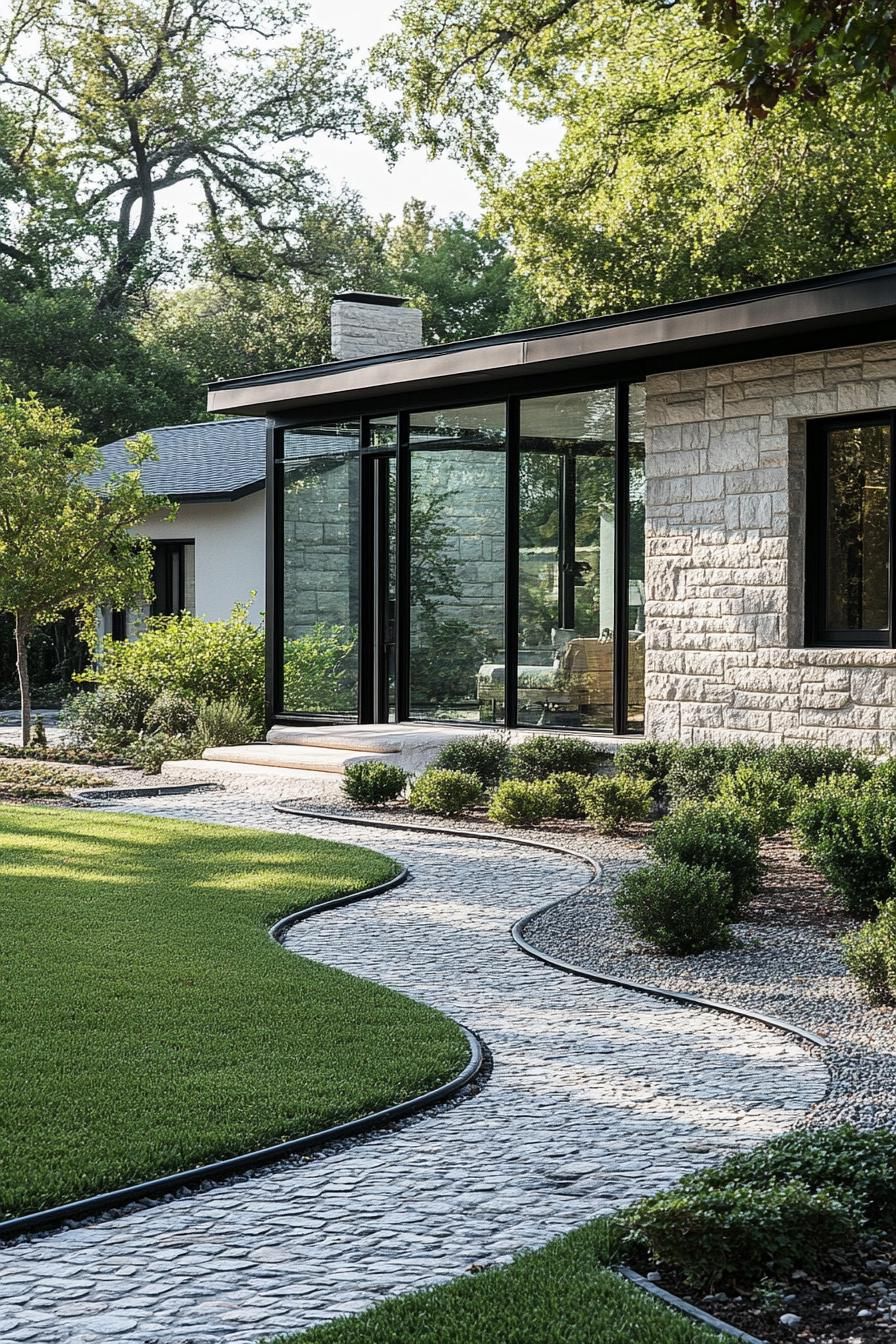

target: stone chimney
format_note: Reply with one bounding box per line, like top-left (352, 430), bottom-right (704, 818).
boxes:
top-left (330, 291), bottom-right (424, 362)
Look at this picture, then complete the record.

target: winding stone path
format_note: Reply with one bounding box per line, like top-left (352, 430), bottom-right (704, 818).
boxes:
top-left (0, 794), bottom-right (828, 1344)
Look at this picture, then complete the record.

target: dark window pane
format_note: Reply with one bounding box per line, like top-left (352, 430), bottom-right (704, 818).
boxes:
top-left (825, 423), bottom-right (890, 633)
top-left (627, 384), bottom-right (646, 729)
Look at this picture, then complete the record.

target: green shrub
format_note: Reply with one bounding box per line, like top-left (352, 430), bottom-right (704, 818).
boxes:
top-left (408, 768), bottom-right (483, 816)
top-left (652, 800), bottom-right (761, 917)
top-left (28, 716), bottom-right (47, 749)
top-left (615, 860), bottom-right (734, 955)
top-left (716, 763), bottom-right (800, 837)
top-left (433, 732), bottom-right (511, 787)
top-left (665, 741), bottom-right (764, 810)
top-left (342, 761), bottom-right (409, 807)
top-left (282, 624), bottom-right (357, 714)
top-left (60, 685), bottom-right (153, 750)
top-left (613, 740), bottom-right (681, 806)
top-left (508, 736), bottom-right (611, 782)
top-left (487, 779), bottom-right (555, 827)
top-left (869, 756), bottom-right (896, 795)
top-left (144, 689), bottom-right (200, 737)
top-left (793, 776), bottom-right (896, 918)
top-left (195, 697), bottom-right (261, 749)
top-left (85, 604), bottom-right (265, 724)
top-left (765, 743), bottom-right (872, 789)
top-left (622, 1179), bottom-right (860, 1289)
top-left (843, 902), bottom-right (896, 1004)
top-left (128, 732), bottom-right (198, 775)
top-left (580, 774), bottom-right (652, 833)
top-left (543, 771), bottom-right (589, 820)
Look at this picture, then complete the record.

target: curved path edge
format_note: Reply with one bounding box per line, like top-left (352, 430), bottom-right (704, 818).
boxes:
top-left (614, 1267), bottom-right (767, 1344)
top-left (0, 864), bottom-right (485, 1243)
top-left (276, 803), bottom-right (828, 1052)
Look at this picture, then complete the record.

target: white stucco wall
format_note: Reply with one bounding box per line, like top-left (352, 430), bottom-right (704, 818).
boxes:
top-left (141, 489), bottom-right (265, 621)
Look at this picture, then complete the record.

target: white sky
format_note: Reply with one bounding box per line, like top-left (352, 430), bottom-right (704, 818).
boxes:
top-left (303, 0), bottom-right (561, 219)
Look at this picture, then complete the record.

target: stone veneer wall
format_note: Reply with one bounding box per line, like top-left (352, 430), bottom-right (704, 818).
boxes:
top-left (644, 340), bottom-right (896, 751)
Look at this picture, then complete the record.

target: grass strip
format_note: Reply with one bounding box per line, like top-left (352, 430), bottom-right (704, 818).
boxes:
top-left (272, 1221), bottom-right (717, 1344)
top-left (0, 805), bottom-right (468, 1217)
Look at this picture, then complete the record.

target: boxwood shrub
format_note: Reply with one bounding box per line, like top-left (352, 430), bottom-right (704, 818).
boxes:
top-left (614, 860), bottom-right (734, 955)
top-left (408, 768), bottom-right (483, 816)
top-left (342, 761), bottom-right (409, 807)
top-left (543, 771), bottom-right (589, 820)
top-left (487, 779), bottom-right (555, 827)
top-left (433, 732), bottom-right (511, 787)
top-left (652, 800), bottom-right (761, 917)
top-left (793, 776), bottom-right (896, 918)
top-left (508, 736), bottom-right (611, 782)
top-left (843, 901), bottom-right (896, 1004)
top-left (580, 775), bottom-right (652, 833)
top-left (716, 763), bottom-right (800, 837)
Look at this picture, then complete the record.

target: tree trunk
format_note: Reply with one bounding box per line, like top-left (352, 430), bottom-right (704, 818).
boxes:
top-left (15, 612), bottom-right (32, 750)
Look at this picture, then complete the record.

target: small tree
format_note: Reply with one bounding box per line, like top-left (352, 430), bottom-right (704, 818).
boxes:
top-left (0, 386), bottom-right (169, 746)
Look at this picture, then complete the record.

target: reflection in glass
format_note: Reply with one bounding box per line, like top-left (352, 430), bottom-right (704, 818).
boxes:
top-left (409, 404), bottom-right (506, 721)
top-left (280, 422), bottom-right (359, 714)
top-left (826, 422), bottom-right (890, 633)
top-left (517, 389), bottom-right (616, 730)
top-left (627, 384), bottom-right (647, 728)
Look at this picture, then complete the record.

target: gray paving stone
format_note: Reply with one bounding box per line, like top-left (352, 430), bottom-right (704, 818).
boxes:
top-left (0, 793), bottom-right (828, 1344)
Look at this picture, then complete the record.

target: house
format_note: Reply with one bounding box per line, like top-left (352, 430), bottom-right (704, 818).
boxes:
top-left (200, 262), bottom-right (896, 756)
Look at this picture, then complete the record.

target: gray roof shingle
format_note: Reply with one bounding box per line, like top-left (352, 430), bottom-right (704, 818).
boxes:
top-left (89, 419), bottom-right (267, 500)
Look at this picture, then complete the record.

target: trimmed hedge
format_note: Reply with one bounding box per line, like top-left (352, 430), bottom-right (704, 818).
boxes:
top-left (652, 801), bottom-right (761, 918)
top-left (433, 733), bottom-right (511, 787)
top-left (615, 860), bottom-right (734, 955)
top-left (408, 769), bottom-right (483, 816)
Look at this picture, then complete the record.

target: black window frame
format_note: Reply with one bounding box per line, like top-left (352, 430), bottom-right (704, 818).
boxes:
top-left (805, 410), bottom-right (895, 648)
top-left (269, 377), bottom-right (645, 734)
top-left (150, 539), bottom-right (192, 617)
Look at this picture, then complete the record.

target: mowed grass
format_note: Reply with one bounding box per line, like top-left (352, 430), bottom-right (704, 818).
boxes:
top-left (0, 805), bottom-right (469, 1219)
top-left (274, 1221), bottom-right (716, 1344)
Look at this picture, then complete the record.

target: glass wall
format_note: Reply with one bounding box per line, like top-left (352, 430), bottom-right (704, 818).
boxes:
top-left (280, 421), bottom-right (359, 714)
top-left (517, 389), bottom-right (616, 730)
top-left (409, 405), bottom-right (506, 721)
top-left (628, 385), bottom-right (647, 729)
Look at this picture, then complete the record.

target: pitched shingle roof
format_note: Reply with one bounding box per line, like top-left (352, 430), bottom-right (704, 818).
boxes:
top-left (89, 418), bottom-right (267, 501)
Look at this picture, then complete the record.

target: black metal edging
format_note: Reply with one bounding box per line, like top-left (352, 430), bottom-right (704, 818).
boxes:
top-left (69, 783), bottom-right (224, 802)
top-left (275, 803), bottom-right (828, 1053)
top-left (0, 863), bottom-right (485, 1242)
top-left (615, 1267), bottom-right (768, 1344)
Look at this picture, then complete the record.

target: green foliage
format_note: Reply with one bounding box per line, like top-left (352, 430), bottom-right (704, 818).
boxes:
top-left (0, 760), bottom-right (111, 799)
top-left (195, 697), bottom-right (261, 748)
top-left (652, 801), bottom-right (761, 918)
top-left (342, 761), bottom-right (409, 807)
top-left (793, 776), bottom-right (896, 918)
top-left (89, 605), bottom-right (265, 725)
top-left (765, 744), bottom-right (872, 789)
top-left (615, 861), bottom-right (734, 956)
top-left (28, 716), bottom-right (47, 749)
top-left (282, 625), bottom-right (357, 715)
top-left (613, 741), bottom-right (681, 806)
top-left (0, 806), bottom-right (468, 1218)
top-left (665, 742), bottom-right (763, 811)
top-left (487, 779), bottom-right (555, 827)
top-left (623, 1179), bottom-right (860, 1290)
top-left (128, 732), bottom-right (198, 775)
top-left (408, 768), bottom-right (484, 816)
top-left (843, 902), bottom-right (896, 1005)
top-left (580, 774), bottom-right (652, 834)
top-left (433, 732), bottom-right (510, 787)
top-left (509, 735), bottom-right (611, 782)
top-left (543, 771), bottom-right (588, 820)
top-left (623, 1125), bottom-right (896, 1289)
top-left (716, 763), bottom-right (800, 837)
top-left (60, 685), bottom-right (154, 751)
top-left (144, 690), bottom-right (200, 738)
top-left (411, 615), bottom-right (493, 711)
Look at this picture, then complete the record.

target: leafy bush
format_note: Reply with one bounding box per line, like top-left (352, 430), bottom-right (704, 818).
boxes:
top-left (0, 760), bottom-right (111, 799)
top-left (342, 761), bottom-right (408, 807)
top-left (433, 732), bottom-right (511, 787)
top-left (543, 771), bottom-right (588, 820)
top-left (843, 902), bottom-right (896, 1004)
top-left (613, 740), bottom-right (681, 807)
top-left (652, 800), bottom-right (760, 918)
top-left (765, 743), bottom-right (872, 789)
top-left (716, 763), bottom-right (800, 837)
top-left (870, 756), bottom-right (896, 795)
top-left (195, 697), bottom-right (261, 748)
top-left (29, 716), bottom-right (47, 749)
top-left (282, 624), bottom-right (357, 714)
top-left (580, 774), bottom-right (653, 833)
top-left (794, 776), bottom-right (896, 918)
top-left (487, 779), bottom-right (555, 827)
top-left (408, 768), bottom-right (483, 816)
top-left (85, 604), bottom-right (265, 724)
top-left (623, 1179), bottom-right (860, 1289)
top-left (60, 684), bottom-right (153, 750)
top-left (665, 741), bottom-right (764, 810)
top-left (509, 735), bottom-right (611, 782)
top-left (144, 689), bottom-right (200, 737)
top-left (615, 860), bottom-right (734, 955)
top-left (128, 732), bottom-right (198, 775)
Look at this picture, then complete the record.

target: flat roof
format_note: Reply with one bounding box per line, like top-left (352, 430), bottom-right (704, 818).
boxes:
top-left (207, 262), bottom-right (896, 419)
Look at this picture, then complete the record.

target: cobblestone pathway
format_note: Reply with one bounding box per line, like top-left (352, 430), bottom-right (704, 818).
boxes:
top-left (0, 794), bottom-right (829, 1344)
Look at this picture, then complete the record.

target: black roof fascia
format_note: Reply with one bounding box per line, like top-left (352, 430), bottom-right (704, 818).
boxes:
top-left (207, 262), bottom-right (896, 419)
top-left (165, 479), bottom-right (265, 503)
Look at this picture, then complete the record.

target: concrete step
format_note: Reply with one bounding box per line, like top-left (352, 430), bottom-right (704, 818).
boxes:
top-left (161, 758), bottom-right (343, 796)
top-left (201, 743), bottom-right (383, 774)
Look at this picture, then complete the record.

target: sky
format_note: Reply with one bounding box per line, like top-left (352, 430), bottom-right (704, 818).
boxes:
top-left (303, 0), bottom-right (561, 220)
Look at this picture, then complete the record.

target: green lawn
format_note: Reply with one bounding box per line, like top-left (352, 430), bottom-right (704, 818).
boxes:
top-left (274, 1220), bottom-right (716, 1344)
top-left (0, 805), bottom-right (469, 1219)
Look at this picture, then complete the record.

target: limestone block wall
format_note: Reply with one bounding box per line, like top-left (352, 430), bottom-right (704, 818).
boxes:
top-left (644, 340), bottom-right (896, 750)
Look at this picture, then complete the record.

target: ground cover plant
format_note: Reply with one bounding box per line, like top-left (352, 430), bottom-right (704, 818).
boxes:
top-left (0, 807), bottom-right (468, 1218)
top-left (0, 760), bottom-right (110, 800)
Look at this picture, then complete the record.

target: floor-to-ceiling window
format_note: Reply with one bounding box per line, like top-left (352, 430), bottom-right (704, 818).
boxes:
top-left (408, 405), bottom-right (506, 721)
top-left (279, 421), bottom-right (359, 715)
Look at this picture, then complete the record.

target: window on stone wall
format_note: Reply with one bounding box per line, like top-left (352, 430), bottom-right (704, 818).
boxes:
top-left (806, 413), bottom-right (893, 646)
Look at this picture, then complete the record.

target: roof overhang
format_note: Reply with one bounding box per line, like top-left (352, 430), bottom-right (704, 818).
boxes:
top-left (207, 265), bottom-right (896, 419)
